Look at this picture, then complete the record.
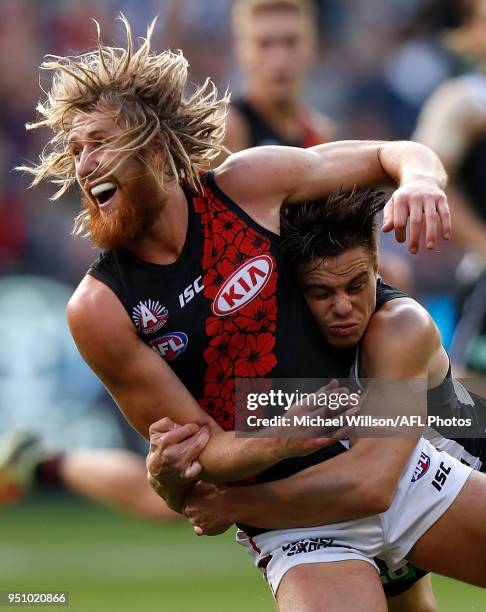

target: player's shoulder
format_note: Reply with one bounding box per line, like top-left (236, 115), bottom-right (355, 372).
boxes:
top-left (67, 274), bottom-right (132, 342)
top-left (365, 297), bottom-right (439, 351)
top-left (425, 74), bottom-right (486, 110)
top-left (362, 297), bottom-right (442, 376)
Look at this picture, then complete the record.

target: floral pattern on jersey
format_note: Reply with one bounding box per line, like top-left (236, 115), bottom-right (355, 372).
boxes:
top-left (193, 178), bottom-right (278, 430)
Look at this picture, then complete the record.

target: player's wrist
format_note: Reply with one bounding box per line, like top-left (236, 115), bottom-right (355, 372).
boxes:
top-left (400, 173), bottom-right (440, 187)
top-left (217, 486), bottom-right (241, 524)
top-left (223, 485), bottom-right (259, 524)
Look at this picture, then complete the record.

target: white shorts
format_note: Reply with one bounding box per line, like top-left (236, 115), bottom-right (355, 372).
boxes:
top-left (237, 438), bottom-right (472, 596)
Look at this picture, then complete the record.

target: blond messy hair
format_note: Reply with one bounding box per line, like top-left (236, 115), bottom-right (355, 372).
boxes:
top-left (20, 15), bottom-right (229, 212)
top-left (232, 0), bottom-right (317, 38)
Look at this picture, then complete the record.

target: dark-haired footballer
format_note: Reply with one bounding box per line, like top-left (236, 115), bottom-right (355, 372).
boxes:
top-left (183, 189), bottom-right (486, 611)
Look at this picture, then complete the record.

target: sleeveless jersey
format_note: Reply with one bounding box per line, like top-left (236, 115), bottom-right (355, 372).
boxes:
top-left (351, 283), bottom-right (486, 471)
top-left (231, 98), bottom-right (324, 149)
top-left (88, 172), bottom-right (353, 431)
top-left (87, 173), bottom-right (402, 478)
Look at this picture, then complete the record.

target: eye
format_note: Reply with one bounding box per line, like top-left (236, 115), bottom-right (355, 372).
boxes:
top-left (71, 148), bottom-right (81, 160)
top-left (307, 290), bottom-right (331, 300)
top-left (284, 36), bottom-right (298, 48)
top-left (258, 39), bottom-right (272, 50)
top-left (348, 282), bottom-right (366, 294)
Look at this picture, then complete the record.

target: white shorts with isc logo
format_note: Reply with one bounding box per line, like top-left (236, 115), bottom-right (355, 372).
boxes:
top-left (237, 438), bottom-right (472, 596)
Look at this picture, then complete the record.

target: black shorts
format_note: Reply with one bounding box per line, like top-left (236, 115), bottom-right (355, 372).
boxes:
top-left (377, 558), bottom-right (428, 597)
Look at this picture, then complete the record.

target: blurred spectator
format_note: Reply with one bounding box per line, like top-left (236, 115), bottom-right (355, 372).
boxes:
top-left (414, 0), bottom-right (486, 372)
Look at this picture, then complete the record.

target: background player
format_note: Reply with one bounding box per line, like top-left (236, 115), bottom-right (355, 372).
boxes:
top-left (414, 0), bottom-right (486, 375)
top-left (220, 0), bottom-right (335, 155)
top-left (220, 0), bottom-right (413, 294)
top-left (0, 431), bottom-right (179, 520)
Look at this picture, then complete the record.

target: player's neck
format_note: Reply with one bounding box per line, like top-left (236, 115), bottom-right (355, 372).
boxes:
top-left (246, 89), bottom-right (302, 118)
top-left (126, 184), bottom-right (189, 265)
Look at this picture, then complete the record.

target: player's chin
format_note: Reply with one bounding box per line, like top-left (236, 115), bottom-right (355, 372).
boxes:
top-left (325, 331), bottom-right (361, 350)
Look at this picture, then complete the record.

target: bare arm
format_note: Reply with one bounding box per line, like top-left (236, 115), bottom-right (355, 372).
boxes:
top-left (215, 140), bottom-right (449, 252)
top-left (414, 77), bottom-right (486, 258)
top-left (68, 275), bottom-right (329, 485)
top-left (186, 437), bottom-right (417, 532)
top-left (185, 300), bottom-right (441, 531)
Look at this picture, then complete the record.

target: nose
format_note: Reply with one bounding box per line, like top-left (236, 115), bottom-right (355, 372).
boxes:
top-left (332, 295), bottom-right (353, 318)
top-left (76, 147), bottom-right (100, 183)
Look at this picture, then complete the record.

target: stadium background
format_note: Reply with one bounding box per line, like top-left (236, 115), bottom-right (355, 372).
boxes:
top-left (0, 0), bottom-right (484, 610)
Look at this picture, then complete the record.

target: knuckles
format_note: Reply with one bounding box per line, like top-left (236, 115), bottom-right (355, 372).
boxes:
top-left (149, 417), bottom-right (173, 435)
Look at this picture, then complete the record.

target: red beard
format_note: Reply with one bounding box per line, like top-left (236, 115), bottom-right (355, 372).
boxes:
top-left (82, 193), bottom-right (161, 251)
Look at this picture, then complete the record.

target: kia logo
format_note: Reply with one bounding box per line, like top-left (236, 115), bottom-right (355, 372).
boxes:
top-left (212, 255), bottom-right (274, 316)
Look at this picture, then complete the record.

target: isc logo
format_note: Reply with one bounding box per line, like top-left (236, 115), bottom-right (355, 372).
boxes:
top-left (212, 255), bottom-right (274, 316)
top-left (179, 276), bottom-right (204, 308)
top-left (149, 332), bottom-right (188, 361)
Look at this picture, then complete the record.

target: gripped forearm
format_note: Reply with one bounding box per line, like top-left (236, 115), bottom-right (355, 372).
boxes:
top-left (379, 141), bottom-right (447, 189)
top-left (197, 432), bottom-right (285, 483)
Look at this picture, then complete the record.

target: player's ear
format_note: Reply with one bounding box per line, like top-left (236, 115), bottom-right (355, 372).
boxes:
top-left (373, 254), bottom-right (379, 274)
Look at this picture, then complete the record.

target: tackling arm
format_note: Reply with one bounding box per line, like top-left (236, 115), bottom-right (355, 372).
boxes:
top-left (215, 139), bottom-right (449, 252)
top-left (185, 300), bottom-right (442, 530)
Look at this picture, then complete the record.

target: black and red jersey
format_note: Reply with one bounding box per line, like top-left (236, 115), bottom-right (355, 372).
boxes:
top-left (87, 172), bottom-right (406, 534)
top-left (88, 171), bottom-right (352, 432)
top-left (231, 99), bottom-right (325, 149)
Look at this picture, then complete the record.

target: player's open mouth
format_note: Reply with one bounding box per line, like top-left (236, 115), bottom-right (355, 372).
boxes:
top-left (91, 182), bottom-right (118, 211)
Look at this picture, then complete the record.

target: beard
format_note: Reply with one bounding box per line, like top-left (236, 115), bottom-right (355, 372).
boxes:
top-left (82, 191), bottom-right (162, 251)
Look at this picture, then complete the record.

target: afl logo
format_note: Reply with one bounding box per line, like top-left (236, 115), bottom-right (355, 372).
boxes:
top-left (149, 332), bottom-right (188, 361)
top-left (132, 300), bottom-right (169, 335)
top-left (212, 255), bottom-right (274, 316)
top-left (412, 451), bottom-right (430, 482)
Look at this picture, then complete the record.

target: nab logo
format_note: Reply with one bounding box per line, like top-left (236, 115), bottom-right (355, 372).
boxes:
top-left (132, 300), bottom-right (169, 335)
top-left (149, 332), bottom-right (188, 361)
top-left (212, 255), bottom-right (274, 316)
top-left (412, 451), bottom-right (430, 482)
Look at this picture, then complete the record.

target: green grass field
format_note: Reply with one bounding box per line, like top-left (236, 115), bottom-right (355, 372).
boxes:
top-left (0, 493), bottom-right (484, 611)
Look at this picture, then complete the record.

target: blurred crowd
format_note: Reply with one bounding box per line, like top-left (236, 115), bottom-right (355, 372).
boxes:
top-left (0, 0), bottom-right (481, 448)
